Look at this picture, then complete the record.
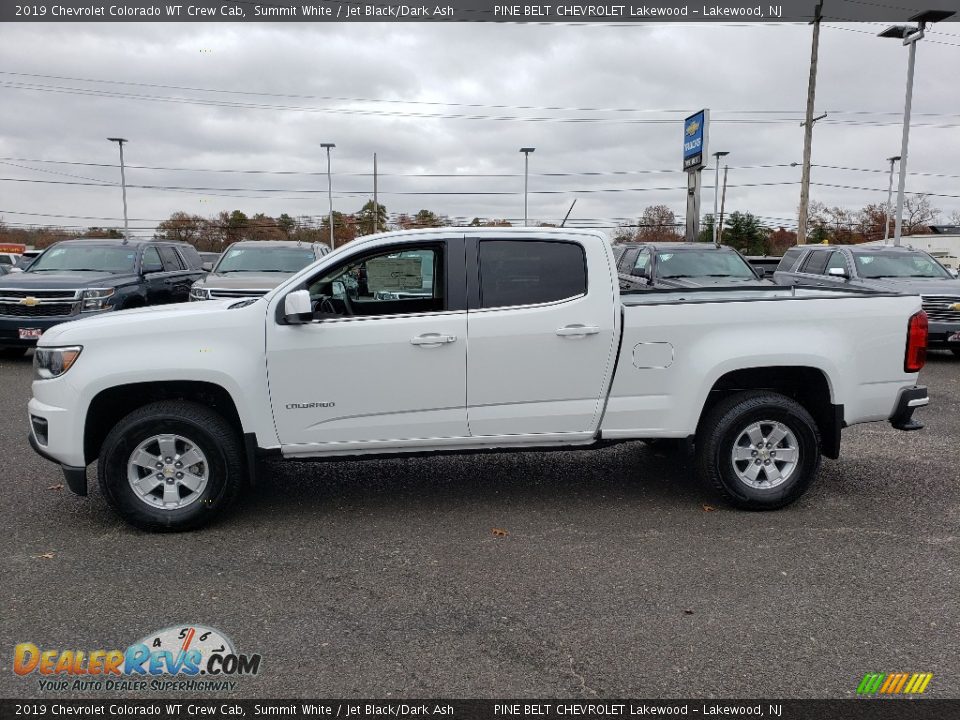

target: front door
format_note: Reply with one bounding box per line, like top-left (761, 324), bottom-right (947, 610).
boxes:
top-left (266, 238), bottom-right (469, 451)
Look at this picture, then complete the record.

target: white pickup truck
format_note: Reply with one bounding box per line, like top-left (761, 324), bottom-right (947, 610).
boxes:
top-left (28, 228), bottom-right (930, 531)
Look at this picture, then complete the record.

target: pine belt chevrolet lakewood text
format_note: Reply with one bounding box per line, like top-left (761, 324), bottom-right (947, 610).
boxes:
top-left (27, 229), bottom-right (930, 531)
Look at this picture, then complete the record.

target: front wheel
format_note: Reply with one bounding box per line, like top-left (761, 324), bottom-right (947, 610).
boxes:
top-left (951, 347), bottom-right (960, 358)
top-left (696, 391), bottom-right (821, 510)
top-left (98, 400), bottom-right (244, 531)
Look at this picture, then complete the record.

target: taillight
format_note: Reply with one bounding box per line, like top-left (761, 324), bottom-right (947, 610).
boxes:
top-left (904, 310), bottom-right (928, 373)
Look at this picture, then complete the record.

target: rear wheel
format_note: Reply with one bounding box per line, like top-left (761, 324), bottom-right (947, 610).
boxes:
top-left (98, 400), bottom-right (244, 531)
top-left (696, 391), bottom-right (821, 510)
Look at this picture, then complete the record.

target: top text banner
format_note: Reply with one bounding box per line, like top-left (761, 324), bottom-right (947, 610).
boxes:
top-left (2, 0), bottom-right (959, 23)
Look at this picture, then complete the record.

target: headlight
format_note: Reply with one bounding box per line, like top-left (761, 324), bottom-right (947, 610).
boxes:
top-left (34, 346), bottom-right (83, 380)
top-left (189, 287), bottom-right (211, 301)
top-left (81, 288), bottom-right (115, 312)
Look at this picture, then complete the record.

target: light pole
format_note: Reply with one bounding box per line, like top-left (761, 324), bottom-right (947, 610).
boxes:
top-left (321, 142), bottom-right (336, 247)
top-left (879, 9), bottom-right (955, 246)
top-left (712, 151), bottom-right (729, 246)
top-left (520, 147), bottom-right (535, 226)
top-left (883, 155), bottom-right (901, 243)
top-left (107, 138), bottom-right (130, 243)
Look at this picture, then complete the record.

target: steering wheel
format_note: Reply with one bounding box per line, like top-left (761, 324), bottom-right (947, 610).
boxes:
top-left (312, 293), bottom-right (354, 317)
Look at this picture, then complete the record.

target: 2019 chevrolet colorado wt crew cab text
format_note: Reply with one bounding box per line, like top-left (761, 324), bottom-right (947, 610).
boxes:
top-left (27, 228), bottom-right (930, 531)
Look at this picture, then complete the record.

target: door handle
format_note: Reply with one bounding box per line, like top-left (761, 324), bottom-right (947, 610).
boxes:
top-left (556, 324), bottom-right (600, 337)
top-left (410, 333), bottom-right (457, 346)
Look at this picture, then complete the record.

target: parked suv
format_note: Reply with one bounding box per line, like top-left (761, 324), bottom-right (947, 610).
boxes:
top-left (189, 240), bottom-right (329, 301)
top-left (0, 238), bottom-right (206, 357)
top-left (774, 244), bottom-right (960, 355)
top-left (616, 242), bottom-right (771, 290)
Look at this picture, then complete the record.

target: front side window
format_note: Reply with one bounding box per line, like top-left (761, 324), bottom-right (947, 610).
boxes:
top-left (826, 252), bottom-right (848, 275)
top-left (632, 250), bottom-right (651, 275)
top-left (478, 240), bottom-right (586, 309)
top-left (141, 247), bottom-right (163, 273)
top-left (853, 252), bottom-right (952, 279)
top-left (28, 245), bottom-right (138, 274)
top-left (306, 244), bottom-right (444, 318)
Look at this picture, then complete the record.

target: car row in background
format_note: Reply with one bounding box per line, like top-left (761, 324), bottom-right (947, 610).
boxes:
top-left (774, 243), bottom-right (960, 355)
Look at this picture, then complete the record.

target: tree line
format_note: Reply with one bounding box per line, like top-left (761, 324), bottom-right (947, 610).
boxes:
top-left (2, 194), bottom-right (956, 254)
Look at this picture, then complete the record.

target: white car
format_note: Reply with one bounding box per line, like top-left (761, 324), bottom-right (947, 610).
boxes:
top-left (28, 228), bottom-right (929, 531)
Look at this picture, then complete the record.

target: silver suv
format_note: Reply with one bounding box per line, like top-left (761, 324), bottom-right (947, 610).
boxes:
top-left (190, 240), bottom-right (329, 301)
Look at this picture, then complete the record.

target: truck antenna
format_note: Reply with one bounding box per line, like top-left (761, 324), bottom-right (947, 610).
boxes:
top-left (560, 199), bottom-right (577, 228)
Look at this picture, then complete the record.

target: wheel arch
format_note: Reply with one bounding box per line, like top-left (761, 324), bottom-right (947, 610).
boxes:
top-left (697, 366), bottom-right (843, 459)
top-left (84, 380), bottom-right (244, 465)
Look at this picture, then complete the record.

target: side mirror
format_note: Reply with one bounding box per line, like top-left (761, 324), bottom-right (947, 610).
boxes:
top-left (950, 269), bottom-right (959, 278)
top-left (202, 262), bottom-right (213, 272)
top-left (284, 289), bottom-right (313, 324)
top-left (827, 267), bottom-right (849, 279)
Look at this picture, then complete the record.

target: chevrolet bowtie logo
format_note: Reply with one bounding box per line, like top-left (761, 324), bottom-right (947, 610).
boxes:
top-left (685, 120), bottom-right (700, 136)
top-left (19, 297), bottom-right (40, 307)
top-left (950, 303), bottom-right (960, 311)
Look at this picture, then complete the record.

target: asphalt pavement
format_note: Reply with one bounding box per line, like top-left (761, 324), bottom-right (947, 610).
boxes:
top-left (1, 351), bottom-right (958, 699)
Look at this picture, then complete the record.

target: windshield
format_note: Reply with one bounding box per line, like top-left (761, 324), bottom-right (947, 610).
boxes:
top-left (853, 252), bottom-right (951, 279)
top-left (27, 245), bottom-right (137, 274)
top-left (656, 250), bottom-right (756, 279)
top-left (214, 246), bottom-right (316, 273)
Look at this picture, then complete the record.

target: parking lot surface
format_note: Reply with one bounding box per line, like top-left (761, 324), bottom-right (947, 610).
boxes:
top-left (1, 351), bottom-right (957, 699)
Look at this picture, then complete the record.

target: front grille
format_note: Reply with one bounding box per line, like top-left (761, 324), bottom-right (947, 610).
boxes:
top-left (921, 295), bottom-right (960, 323)
top-left (208, 288), bottom-right (270, 299)
top-left (0, 289), bottom-right (81, 301)
top-left (0, 301), bottom-right (77, 317)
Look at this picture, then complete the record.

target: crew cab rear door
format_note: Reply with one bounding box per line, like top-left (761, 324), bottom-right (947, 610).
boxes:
top-left (465, 234), bottom-right (619, 437)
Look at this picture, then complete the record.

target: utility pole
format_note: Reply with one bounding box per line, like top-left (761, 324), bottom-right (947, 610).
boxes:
top-left (712, 151), bottom-right (729, 246)
top-left (373, 152), bottom-right (379, 234)
top-left (321, 143), bottom-right (335, 248)
top-left (884, 155), bottom-right (900, 243)
top-left (797, 0), bottom-right (823, 244)
top-left (520, 147), bottom-right (535, 226)
top-left (107, 138), bottom-right (130, 243)
top-left (718, 165), bottom-right (730, 242)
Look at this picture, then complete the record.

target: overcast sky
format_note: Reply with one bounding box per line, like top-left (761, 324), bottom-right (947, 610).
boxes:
top-left (1, 19), bottom-right (958, 238)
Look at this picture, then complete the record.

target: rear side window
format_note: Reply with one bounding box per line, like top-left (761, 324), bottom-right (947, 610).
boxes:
top-left (158, 246), bottom-right (184, 271)
top-left (478, 240), bottom-right (586, 309)
top-left (800, 250), bottom-right (830, 276)
top-left (777, 247), bottom-right (804, 272)
top-left (178, 245), bottom-right (203, 269)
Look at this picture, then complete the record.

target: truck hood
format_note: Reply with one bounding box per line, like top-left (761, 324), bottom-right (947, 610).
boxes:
top-left (0, 271), bottom-right (136, 288)
top-left (194, 272), bottom-right (290, 290)
top-left (855, 277), bottom-right (960, 296)
top-left (38, 298), bottom-right (254, 345)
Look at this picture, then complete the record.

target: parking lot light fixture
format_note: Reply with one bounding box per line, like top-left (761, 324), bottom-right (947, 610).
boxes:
top-left (321, 143), bottom-right (336, 247)
top-left (107, 138), bottom-right (130, 244)
top-left (879, 9), bottom-right (955, 246)
top-left (520, 147), bottom-right (535, 226)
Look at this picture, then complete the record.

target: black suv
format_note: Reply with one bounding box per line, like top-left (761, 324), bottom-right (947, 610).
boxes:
top-left (0, 239), bottom-right (206, 357)
top-left (773, 243), bottom-right (960, 355)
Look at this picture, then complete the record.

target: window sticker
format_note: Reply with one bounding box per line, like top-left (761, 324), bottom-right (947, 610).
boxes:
top-left (366, 256), bottom-right (424, 291)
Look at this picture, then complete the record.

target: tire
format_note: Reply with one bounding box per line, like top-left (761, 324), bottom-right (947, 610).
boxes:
top-left (98, 400), bottom-right (244, 531)
top-left (0, 347), bottom-right (29, 359)
top-left (696, 391), bottom-right (821, 510)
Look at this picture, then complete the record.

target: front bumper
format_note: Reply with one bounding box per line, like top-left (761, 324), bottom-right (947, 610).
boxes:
top-left (0, 314), bottom-right (75, 347)
top-left (28, 430), bottom-right (87, 495)
top-left (927, 320), bottom-right (960, 348)
top-left (889, 385), bottom-right (928, 431)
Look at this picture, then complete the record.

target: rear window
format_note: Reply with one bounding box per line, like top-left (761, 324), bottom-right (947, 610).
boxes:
top-left (478, 240), bottom-right (586, 309)
top-left (776, 247), bottom-right (804, 272)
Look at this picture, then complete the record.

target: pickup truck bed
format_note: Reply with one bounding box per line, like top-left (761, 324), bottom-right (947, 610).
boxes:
top-left (27, 228), bottom-right (930, 531)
